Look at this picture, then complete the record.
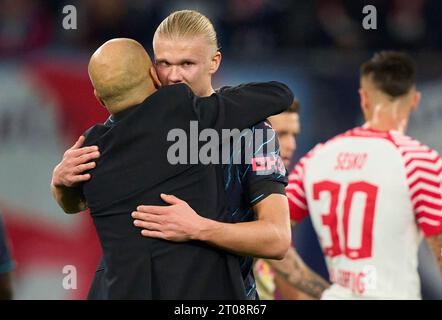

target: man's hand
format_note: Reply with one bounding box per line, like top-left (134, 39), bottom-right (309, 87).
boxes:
top-left (132, 194), bottom-right (206, 242)
top-left (51, 136), bottom-right (100, 213)
top-left (51, 136), bottom-right (100, 188)
top-left (133, 193), bottom-right (291, 259)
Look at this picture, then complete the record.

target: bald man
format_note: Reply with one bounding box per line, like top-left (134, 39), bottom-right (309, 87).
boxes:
top-left (51, 38), bottom-right (294, 299)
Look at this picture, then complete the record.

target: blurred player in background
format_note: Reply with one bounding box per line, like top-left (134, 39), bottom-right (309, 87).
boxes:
top-left (0, 212), bottom-right (13, 300)
top-left (254, 101), bottom-right (330, 300)
top-left (52, 10), bottom-right (291, 299)
top-left (287, 51), bottom-right (442, 299)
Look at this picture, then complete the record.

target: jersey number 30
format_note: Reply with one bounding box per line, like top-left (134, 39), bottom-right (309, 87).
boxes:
top-left (313, 181), bottom-right (378, 260)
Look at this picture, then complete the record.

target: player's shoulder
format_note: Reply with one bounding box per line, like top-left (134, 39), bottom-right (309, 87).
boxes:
top-left (248, 121), bottom-right (277, 149)
top-left (322, 126), bottom-right (388, 144)
top-left (317, 126), bottom-right (404, 152)
top-left (157, 83), bottom-right (193, 99)
top-left (251, 120), bottom-right (274, 131)
top-left (234, 121), bottom-right (276, 144)
top-left (387, 133), bottom-right (442, 177)
top-left (149, 84), bottom-right (197, 116)
top-left (82, 124), bottom-right (109, 146)
top-left (296, 127), bottom-right (373, 164)
top-left (215, 85), bottom-right (232, 94)
top-left (297, 142), bottom-right (326, 167)
top-left (83, 124), bottom-right (100, 140)
top-left (388, 131), bottom-right (441, 158)
top-left (319, 126), bottom-right (440, 160)
top-left (301, 129), bottom-right (348, 161)
top-left (310, 127), bottom-right (358, 151)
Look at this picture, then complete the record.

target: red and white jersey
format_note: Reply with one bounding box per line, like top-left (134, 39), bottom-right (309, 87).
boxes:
top-left (287, 126), bottom-right (442, 299)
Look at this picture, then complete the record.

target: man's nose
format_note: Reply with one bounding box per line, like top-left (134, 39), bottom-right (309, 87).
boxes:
top-left (168, 66), bottom-right (183, 83)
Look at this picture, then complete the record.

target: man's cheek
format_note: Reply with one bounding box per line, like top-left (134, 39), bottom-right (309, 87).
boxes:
top-left (280, 143), bottom-right (290, 157)
top-left (155, 70), bottom-right (168, 86)
top-left (188, 68), bottom-right (203, 83)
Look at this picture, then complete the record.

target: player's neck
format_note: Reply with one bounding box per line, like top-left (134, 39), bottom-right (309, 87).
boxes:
top-left (195, 81), bottom-right (216, 97)
top-left (365, 117), bottom-right (408, 134)
top-left (365, 101), bottom-right (410, 134)
top-left (110, 85), bottom-right (157, 115)
top-left (200, 87), bottom-right (215, 97)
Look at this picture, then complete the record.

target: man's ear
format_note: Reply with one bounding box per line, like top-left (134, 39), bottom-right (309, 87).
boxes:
top-left (359, 88), bottom-right (369, 114)
top-left (94, 89), bottom-right (106, 108)
top-left (150, 67), bottom-right (161, 89)
top-left (411, 90), bottom-right (421, 112)
top-left (209, 51), bottom-right (222, 75)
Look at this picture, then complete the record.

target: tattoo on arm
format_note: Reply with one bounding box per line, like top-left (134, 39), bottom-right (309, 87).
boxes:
top-left (426, 233), bottom-right (442, 274)
top-left (267, 248), bottom-right (329, 299)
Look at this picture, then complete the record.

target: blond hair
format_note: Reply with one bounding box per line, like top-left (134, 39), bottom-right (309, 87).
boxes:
top-left (154, 10), bottom-right (219, 51)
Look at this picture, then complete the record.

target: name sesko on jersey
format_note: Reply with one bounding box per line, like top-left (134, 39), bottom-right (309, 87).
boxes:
top-left (287, 126), bottom-right (442, 299)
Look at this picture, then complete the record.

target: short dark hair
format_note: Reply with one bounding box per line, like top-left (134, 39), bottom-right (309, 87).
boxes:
top-left (360, 51), bottom-right (416, 97)
top-left (286, 99), bottom-right (300, 114)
